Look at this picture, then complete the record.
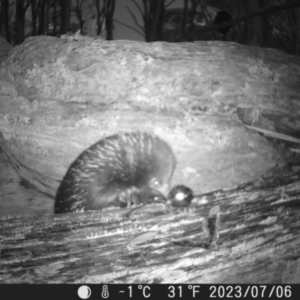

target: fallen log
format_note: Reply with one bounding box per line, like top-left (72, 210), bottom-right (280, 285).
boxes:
top-left (1, 156), bottom-right (300, 283)
top-left (1, 35), bottom-right (300, 284)
top-left (2, 35), bottom-right (300, 198)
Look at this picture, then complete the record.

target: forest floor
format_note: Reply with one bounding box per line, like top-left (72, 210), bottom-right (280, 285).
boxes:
top-left (0, 150), bottom-right (53, 217)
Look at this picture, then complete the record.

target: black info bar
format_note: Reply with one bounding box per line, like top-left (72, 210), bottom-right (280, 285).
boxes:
top-left (0, 284), bottom-right (298, 300)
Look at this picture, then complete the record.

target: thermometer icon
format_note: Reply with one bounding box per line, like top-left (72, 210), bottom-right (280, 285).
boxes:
top-left (101, 285), bottom-right (109, 298)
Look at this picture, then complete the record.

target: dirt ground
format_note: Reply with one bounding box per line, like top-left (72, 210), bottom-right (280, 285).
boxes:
top-left (0, 151), bottom-right (53, 217)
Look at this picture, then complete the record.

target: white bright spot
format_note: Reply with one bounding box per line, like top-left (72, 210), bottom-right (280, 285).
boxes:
top-left (175, 192), bottom-right (185, 201)
top-left (78, 285), bottom-right (91, 299)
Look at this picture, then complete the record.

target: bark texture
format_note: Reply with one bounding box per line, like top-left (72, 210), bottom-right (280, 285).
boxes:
top-left (1, 158), bottom-right (300, 283)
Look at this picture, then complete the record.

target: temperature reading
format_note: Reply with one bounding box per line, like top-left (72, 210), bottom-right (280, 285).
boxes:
top-left (127, 286), bottom-right (133, 298)
top-left (168, 285), bottom-right (183, 298)
top-left (189, 285), bottom-right (201, 297)
top-left (138, 285), bottom-right (151, 298)
top-left (127, 285), bottom-right (151, 298)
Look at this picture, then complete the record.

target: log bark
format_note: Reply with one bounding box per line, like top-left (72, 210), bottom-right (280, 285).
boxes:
top-left (2, 35), bottom-right (299, 198)
top-left (1, 158), bottom-right (300, 283)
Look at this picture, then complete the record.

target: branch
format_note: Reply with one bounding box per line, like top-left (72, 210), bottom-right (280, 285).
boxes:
top-left (131, 0), bottom-right (145, 20)
top-left (125, 5), bottom-right (144, 33)
top-left (114, 19), bottom-right (145, 38)
top-left (165, 0), bottom-right (176, 9)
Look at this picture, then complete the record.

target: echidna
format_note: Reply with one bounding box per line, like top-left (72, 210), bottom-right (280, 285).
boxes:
top-left (54, 132), bottom-right (176, 213)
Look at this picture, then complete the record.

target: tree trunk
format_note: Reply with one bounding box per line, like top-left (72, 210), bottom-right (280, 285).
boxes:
top-left (31, 0), bottom-right (37, 36)
top-left (15, 0), bottom-right (25, 45)
top-left (60, 0), bottom-right (71, 34)
top-left (105, 0), bottom-right (115, 40)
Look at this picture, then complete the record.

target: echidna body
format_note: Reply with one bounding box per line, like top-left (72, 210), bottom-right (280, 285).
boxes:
top-left (54, 132), bottom-right (176, 213)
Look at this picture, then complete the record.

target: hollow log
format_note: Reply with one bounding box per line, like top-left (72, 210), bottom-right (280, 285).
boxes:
top-left (1, 35), bottom-right (300, 198)
top-left (1, 158), bottom-right (300, 283)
